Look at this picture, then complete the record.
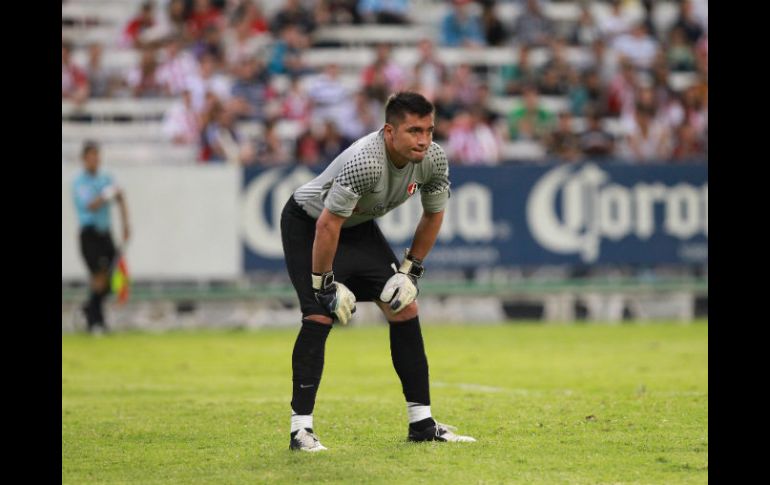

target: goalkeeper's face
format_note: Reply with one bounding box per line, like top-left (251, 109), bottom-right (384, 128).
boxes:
top-left (386, 113), bottom-right (435, 165)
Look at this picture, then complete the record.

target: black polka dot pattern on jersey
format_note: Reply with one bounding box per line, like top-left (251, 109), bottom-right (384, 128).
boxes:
top-left (335, 140), bottom-right (384, 196)
top-left (420, 144), bottom-right (450, 195)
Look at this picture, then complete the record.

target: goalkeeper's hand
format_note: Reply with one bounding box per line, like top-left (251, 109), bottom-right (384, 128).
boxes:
top-left (312, 271), bottom-right (356, 325)
top-left (379, 254), bottom-right (424, 313)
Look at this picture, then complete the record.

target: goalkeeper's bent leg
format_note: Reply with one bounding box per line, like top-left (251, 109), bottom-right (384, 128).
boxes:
top-left (388, 313), bottom-right (434, 431)
top-left (291, 318), bottom-right (332, 416)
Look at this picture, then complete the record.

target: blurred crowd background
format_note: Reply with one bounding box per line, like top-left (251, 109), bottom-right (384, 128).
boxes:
top-left (62, 0), bottom-right (708, 167)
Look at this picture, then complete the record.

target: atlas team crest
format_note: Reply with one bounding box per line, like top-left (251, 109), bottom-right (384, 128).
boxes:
top-left (407, 182), bottom-right (419, 195)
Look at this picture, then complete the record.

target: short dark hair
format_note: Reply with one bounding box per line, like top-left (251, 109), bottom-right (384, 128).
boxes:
top-left (385, 91), bottom-right (434, 126)
top-left (82, 140), bottom-right (100, 157)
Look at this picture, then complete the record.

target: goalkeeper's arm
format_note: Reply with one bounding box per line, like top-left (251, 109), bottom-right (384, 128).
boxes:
top-left (405, 210), bottom-right (444, 262)
top-left (311, 208), bottom-right (357, 325)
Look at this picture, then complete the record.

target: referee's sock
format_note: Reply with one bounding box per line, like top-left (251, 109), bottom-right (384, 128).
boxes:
top-left (389, 315), bottom-right (434, 431)
top-left (291, 319), bottom-right (332, 417)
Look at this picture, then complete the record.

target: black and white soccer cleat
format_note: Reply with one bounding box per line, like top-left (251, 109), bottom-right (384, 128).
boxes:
top-left (289, 428), bottom-right (328, 452)
top-left (407, 422), bottom-right (476, 443)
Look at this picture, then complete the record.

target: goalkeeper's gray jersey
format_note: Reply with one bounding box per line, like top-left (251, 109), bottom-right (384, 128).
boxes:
top-left (293, 129), bottom-right (450, 228)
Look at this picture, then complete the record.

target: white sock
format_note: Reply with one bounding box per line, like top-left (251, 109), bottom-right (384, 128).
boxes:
top-left (406, 402), bottom-right (432, 424)
top-left (291, 410), bottom-right (313, 433)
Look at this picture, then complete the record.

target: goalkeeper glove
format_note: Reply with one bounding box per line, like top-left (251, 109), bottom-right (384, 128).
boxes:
top-left (379, 253), bottom-right (424, 313)
top-left (312, 271), bottom-right (356, 325)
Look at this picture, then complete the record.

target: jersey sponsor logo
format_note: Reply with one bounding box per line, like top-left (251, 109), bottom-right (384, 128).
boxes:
top-left (527, 164), bottom-right (708, 263)
top-left (407, 182), bottom-right (420, 195)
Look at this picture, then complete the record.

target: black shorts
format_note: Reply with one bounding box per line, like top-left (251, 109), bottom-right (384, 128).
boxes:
top-left (79, 227), bottom-right (116, 274)
top-left (281, 196), bottom-right (399, 318)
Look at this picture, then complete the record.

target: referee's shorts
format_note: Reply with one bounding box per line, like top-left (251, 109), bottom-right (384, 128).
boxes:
top-left (79, 226), bottom-right (116, 275)
top-left (281, 195), bottom-right (399, 318)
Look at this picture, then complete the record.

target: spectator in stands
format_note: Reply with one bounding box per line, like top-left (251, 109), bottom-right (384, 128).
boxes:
top-left (440, 0), bottom-right (486, 47)
top-left (85, 42), bottom-right (114, 98)
top-left (239, 0), bottom-right (270, 36)
top-left (512, 0), bottom-right (554, 47)
top-left (694, 33), bottom-right (707, 77)
top-left (447, 109), bottom-right (500, 165)
top-left (588, 37), bottom-right (616, 84)
top-left (409, 38), bottom-right (446, 102)
top-left (255, 118), bottom-right (292, 166)
top-left (357, 0), bottom-right (410, 25)
top-left (541, 37), bottom-right (573, 83)
top-left (268, 24), bottom-right (314, 77)
top-left (599, 0), bottom-right (632, 44)
top-left (192, 24), bottom-right (225, 63)
top-left (157, 35), bottom-right (201, 96)
top-left (565, 68), bottom-right (588, 116)
top-left (672, 0), bottom-right (705, 45)
top-left (313, 0), bottom-right (359, 27)
top-left (606, 58), bottom-right (638, 117)
top-left (624, 86), bottom-right (658, 124)
top-left (649, 55), bottom-right (674, 106)
top-left (639, 0), bottom-right (659, 42)
top-left (201, 99), bottom-right (255, 164)
top-left (506, 84), bottom-right (555, 141)
top-left (432, 83), bottom-right (462, 141)
top-left (230, 56), bottom-right (274, 121)
top-left (611, 22), bottom-right (659, 71)
top-left (307, 63), bottom-right (355, 132)
top-left (72, 140), bottom-right (130, 334)
top-left (281, 76), bottom-right (313, 125)
top-left (451, 63), bottom-right (482, 107)
top-left (475, 82), bottom-right (502, 128)
top-left (295, 122), bottom-right (323, 167)
top-left (578, 109), bottom-right (615, 161)
top-left (317, 119), bottom-right (353, 164)
top-left (671, 121), bottom-right (706, 163)
top-left (498, 44), bottom-right (536, 96)
top-left (361, 43), bottom-right (408, 100)
top-left (580, 69), bottom-right (608, 117)
top-left (120, 0), bottom-right (156, 49)
top-left (569, 2), bottom-right (601, 47)
top-left (186, 0), bottom-right (225, 41)
top-left (271, 0), bottom-right (317, 36)
top-left (617, 101), bottom-right (673, 162)
top-left (62, 39), bottom-right (89, 105)
top-left (537, 39), bottom-right (574, 96)
top-left (186, 51), bottom-right (232, 112)
top-left (339, 90), bottom-right (383, 140)
top-left (223, 7), bottom-right (266, 71)
top-left (679, 85), bottom-right (708, 140)
top-left (126, 47), bottom-right (164, 98)
top-left (479, 0), bottom-right (508, 46)
top-left (162, 88), bottom-right (201, 144)
top-left (544, 111), bottom-right (582, 163)
top-left (666, 26), bottom-right (697, 72)
top-left (157, 0), bottom-right (190, 42)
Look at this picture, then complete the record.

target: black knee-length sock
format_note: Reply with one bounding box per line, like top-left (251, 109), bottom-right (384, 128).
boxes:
top-left (290, 319), bottom-right (332, 415)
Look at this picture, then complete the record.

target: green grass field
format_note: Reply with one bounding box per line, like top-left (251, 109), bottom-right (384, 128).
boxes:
top-left (62, 321), bottom-right (708, 484)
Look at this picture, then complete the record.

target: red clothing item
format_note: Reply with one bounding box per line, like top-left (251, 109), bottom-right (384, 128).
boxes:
top-left (123, 17), bottom-right (154, 45)
top-left (187, 8), bottom-right (223, 38)
top-left (62, 63), bottom-right (87, 97)
top-left (251, 18), bottom-right (268, 35)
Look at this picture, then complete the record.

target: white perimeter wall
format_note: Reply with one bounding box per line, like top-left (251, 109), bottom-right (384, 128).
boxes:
top-left (62, 164), bottom-right (241, 280)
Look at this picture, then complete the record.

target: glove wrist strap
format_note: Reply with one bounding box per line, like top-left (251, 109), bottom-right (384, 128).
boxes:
top-left (399, 257), bottom-right (424, 279)
top-left (311, 271), bottom-right (334, 290)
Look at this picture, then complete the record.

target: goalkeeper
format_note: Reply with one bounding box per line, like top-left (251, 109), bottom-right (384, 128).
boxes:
top-left (280, 91), bottom-right (475, 452)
